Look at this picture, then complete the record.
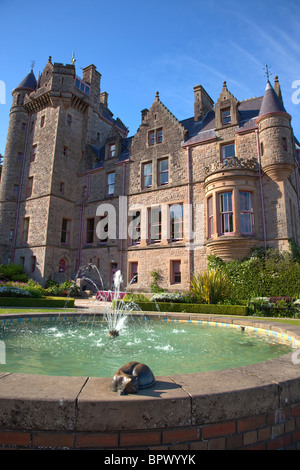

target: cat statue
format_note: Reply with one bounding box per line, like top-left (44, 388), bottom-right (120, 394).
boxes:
top-left (110, 361), bottom-right (156, 395)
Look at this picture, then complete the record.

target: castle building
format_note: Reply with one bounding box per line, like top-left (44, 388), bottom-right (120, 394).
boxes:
top-left (0, 58), bottom-right (299, 290)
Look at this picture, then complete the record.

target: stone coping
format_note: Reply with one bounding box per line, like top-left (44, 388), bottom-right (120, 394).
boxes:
top-left (0, 312), bottom-right (300, 433)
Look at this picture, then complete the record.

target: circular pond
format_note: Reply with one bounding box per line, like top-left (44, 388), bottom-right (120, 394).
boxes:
top-left (0, 316), bottom-right (293, 377)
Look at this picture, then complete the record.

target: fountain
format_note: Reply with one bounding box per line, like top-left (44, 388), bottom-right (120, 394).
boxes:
top-left (1, 266), bottom-right (300, 449)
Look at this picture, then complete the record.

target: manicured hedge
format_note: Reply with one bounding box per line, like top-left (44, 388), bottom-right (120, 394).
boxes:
top-left (124, 301), bottom-right (248, 316)
top-left (0, 296), bottom-right (75, 308)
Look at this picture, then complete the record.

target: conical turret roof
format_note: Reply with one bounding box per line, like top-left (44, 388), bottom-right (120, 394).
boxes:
top-left (13, 70), bottom-right (37, 93)
top-left (258, 80), bottom-right (287, 117)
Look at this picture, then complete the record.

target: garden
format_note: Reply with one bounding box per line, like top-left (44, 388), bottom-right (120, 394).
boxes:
top-left (0, 242), bottom-right (300, 319)
top-left (0, 264), bottom-right (76, 309)
top-left (125, 242), bottom-right (300, 319)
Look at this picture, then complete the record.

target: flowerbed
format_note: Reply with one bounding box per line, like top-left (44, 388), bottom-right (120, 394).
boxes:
top-left (0, 281), bottom-right (44, 298)
top-left (249, 297), bottom-right (300, 317)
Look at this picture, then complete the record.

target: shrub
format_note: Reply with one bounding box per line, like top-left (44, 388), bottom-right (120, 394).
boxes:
top-left (0, 264), bottom-right (28, 282)
top-left (208, 246), bottom-right (300, 301)
top-left (123, 300), bottom-right (248, 316)
top-left (0, 296), bottom-right (75, 308)
top-left (45, 280), bottom-right (79, 297)
top-left (190, 268), bottom-right (231, 304)
top-left (150, 270), bottom-right (165, 293)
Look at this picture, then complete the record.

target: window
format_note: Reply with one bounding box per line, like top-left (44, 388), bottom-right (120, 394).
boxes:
top-left (149, 206), bottom-right (161, 243)
top-left (31, 145), bottom-right (37, 162)
top-left (260, 142), bottom-right (264, 156)
top-left (142, 162), bottom-right (152, 188)
top-left (17, 152), bottom-right (23, 162)
top-left (129, 262), bottom-right (138, 284)
top-left (282, 137), bottom-right (288, 151)
top-left (97, 215), bottom-right (108, 243)
top-left (9, 229), bottom-right (14, 241)
top-left (240, 191), bottom-right (254, 234)
top-left (148, 131), bottom-right (155, 146)
top-left (60, 182), bottom-right (65, 194)
top-left (106, 172), bottom-right (115, 196)
top-left (82, 186), bottom-right (87, 198)
top-left (158, 158), bottom-right (169, 185)
top-left (148, 128), bottom-right (163, 146)
top-left (109, 143), bottom-right (116, 158)
top-left (74, 77), bottom-right (90, 96)
top-left (59, 258), bottom-right (66, 273)
top-left (26, 177), bottom-right (33, 198)
top-left (157, 128), bottom-right (163, 143)
top-left (31, 256), bottom-right (36, 273)
top-left (86, 218), bottom-right (95, 244)
top-left (66, 114), bottom-right (72, 126)
top-left (170, 204), bottom-right (183, 241)
top-left (61, 218), bottom-right (71, 245)
top-left (13, 184), bottom-right (19, 196)
top-left (171, 260), bottom-right (181, 284)
top-left (221, 107), bottom-right (231, 125)
top-left (20, 256), bottom-right (25, 267)
top-left (129, 210), bottom-right (141, 245)
top-left (63, 146), bottom-right (68, 157)
top-left (21, 217), bottom-right (30, 244)
top-left (219, 192), bottom-right (233, 234)
top-left (207, 196), bottom-right (213, 239)
top-left (40, 115), bottom-right (45, 128)
top-left (221, 143), bottom-right (235, 162)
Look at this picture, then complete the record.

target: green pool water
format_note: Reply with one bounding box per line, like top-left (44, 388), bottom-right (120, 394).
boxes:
top-left (0, 317), bottom-right (292, 377)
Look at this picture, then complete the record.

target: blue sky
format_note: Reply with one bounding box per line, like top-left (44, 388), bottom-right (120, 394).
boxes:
top-left (1, 0), bottom-right (300, 154)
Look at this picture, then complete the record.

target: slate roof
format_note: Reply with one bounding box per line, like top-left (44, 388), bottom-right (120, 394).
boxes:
top-left (181, 95), bottom-right (264, 147)
top-left (258, 81), bottom-right (287, 117)
top-left (14, 70), bottom-right (37, 92)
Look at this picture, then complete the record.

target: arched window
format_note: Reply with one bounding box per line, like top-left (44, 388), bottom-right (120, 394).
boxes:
top-left (59, 258), bottom-right (66, 273)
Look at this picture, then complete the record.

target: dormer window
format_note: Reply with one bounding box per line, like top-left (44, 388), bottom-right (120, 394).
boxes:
top-left (221, 107), bottom-right (231, 125)
top-left (109, 143), bottom-right (116, 158)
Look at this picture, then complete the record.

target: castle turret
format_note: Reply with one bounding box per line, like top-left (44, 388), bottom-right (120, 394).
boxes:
top-left (256, 79), bottom-right (294, 181)
top-left (0, 69), bottom-right (37, 263)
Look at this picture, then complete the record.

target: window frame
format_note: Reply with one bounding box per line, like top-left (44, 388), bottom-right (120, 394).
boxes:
top-left (86, 217), bottom-right (95, 245)
top-left (21, 217), bottom-right (30, 244)
top-left (31, 145), bottom-right (37, 162)
top-left (26, 176), bottom-right (33, 198)
top-left (148, 128), bottom-right (163, 146)
top-left (239, 191), bottom-right (254, 235)
top-left (169, 203), bottom-right (183, 242)
top-left (128, 210), bottom-right (141, 246)
top-left (221, 142), bottom-right (235, 162)
top-left (171, 260), bottom-right (181, 284)
top-left (142, 161), bottom-right (153, 189)
top-left (106, 171), bottom-right (115, 196)
top-left (219, 191), bottom-right (234, 235)
top-left (221, 107), bottom-right (231, 125)
top-left (129, 261), bottom-right (138, 284)
top-left (61, 218), bottom-right (71, 245)
top-left (148, 206), bottom-right (162, 244)
top-left (158, 157), bottom-right (169, 186)
top-left (207, 196), bottom-right (214, 239)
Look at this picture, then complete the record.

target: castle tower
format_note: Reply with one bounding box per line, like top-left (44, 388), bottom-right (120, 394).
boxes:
top-left (256, 79), bottom-right (294, 181)
top-left (0, 69), bottom-right (37, 263)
